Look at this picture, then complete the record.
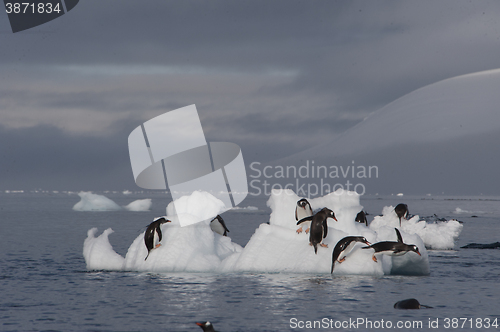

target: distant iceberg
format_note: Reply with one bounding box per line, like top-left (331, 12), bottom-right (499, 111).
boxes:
top-left (83, 189), bottom-right (438, 276)
top-left (124, 199), bottom-right (152, 211)
top-left (369, 206), bottom-right (463, 250)
top-left (73, 192), bottom-right (122, 211)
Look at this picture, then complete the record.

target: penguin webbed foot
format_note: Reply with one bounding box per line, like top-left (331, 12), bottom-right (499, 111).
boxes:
top-left (305, 227), bottom-right (310, 234)
top-left (319, 243), bottom-right (328, 248)
top-left (155, 243), bottom-right (161, 249)
top-left (296, 228), bottom-right (303, 234)
top-left (372, 255), bottom-right (378, 263)
top-left (338, 257), bottom-right (346, 263)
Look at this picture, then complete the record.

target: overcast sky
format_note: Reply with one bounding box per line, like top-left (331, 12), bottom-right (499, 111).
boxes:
top-left (1, 1), bottom-right (500, 192)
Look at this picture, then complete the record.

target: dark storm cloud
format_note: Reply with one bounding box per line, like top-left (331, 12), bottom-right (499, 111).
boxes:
top-left (2, 0), bottom-right (500, 190)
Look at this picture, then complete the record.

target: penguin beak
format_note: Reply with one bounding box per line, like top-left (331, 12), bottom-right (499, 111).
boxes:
top-left (364, 240), bottom-right (371, 245)
top-left (333, 217), bottom-right (338, 221)
top-left (196, 323), bottom-right (203, 327)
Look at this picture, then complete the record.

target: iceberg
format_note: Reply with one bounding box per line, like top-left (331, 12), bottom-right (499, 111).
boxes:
top-left (83, 189), bottom-right (435, 276)
top-left (369, 206), bottom-right (463, 250)
top-left (124, 198), bottom-right (152, 211)
top-left (73, 191), bottom-right (122, 211)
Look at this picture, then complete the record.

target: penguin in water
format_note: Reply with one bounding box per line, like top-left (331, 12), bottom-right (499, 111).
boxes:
top-left (308, 208), bottom-right (337, 254)
top-left (355, 210), bottom-right (368, 226)
top-left (394, 298), bottom-right (433, 309)
top-left (295, 198), bottom-right (313, 234)
top-left (144, 217), bottom-right (171, 261)
top-left (394, 203), bottom-right (409, 226)
top-left (331, 236), bottom-right (371, 273)
top-left (196, 321), bottom-right (217, 332)
top-left (362, 228), bottom-right (420, 262)
top-left (210, 215), bottom-right (229, 236)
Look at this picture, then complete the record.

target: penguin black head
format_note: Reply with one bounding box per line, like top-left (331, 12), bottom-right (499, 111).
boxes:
top-left (409, 245), bottom-right (421, 256)
top-left (322, 208), bottom-right (338, 221)
top-left (394, 298), bottom-right (421, 309)
top-left (297, 198), bottom-right (309, 208)
top-left (154, 217), bottom-right (170, 225)
top-left (196, 321), bottom-right (216, 332)
top-left (394, 204), bottom-right (409, 226)
top-left (355, 211), bottom-right (368, 226)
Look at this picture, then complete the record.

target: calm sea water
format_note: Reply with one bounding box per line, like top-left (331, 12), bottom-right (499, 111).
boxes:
top-left (1, 192), bottom-right (499, 332)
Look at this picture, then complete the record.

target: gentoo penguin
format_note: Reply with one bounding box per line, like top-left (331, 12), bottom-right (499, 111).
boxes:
top-left (394, 203), bottom-right (409, 226)
top-left (308, 208), bottom-right (337, 254)
top-left (355, 211), bottom-right (368, 226)
top-left (362, 228), bottom-right (420, 262)
top-left (196, 321), bottom-right (216, 332)
top-left (144, 217), bottom-right (171, 260)
top-left (331, 236), bottom-right (371, 273)
top-left (394, 298), bottom-right (433, 309)
top-left (210, 215), bottom-right (229, 236)
top-left (295, 198), bottom-right (313, 234)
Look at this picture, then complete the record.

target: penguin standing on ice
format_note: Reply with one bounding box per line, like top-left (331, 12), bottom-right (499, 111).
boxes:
top-left (144, 217), bottom-right (171, 260)
top-left (355, 210), bottom-right (368, 226)
top-left (394, 203), bottom-right (409, 226)
top-left (210, 215), bottom-right (229, 236)
top-left (331, 236), bottom-right (371, 272)
top-left (196, 321), bottom-right (217, 332)
top-left (362, 228), bottom-right (421, 262)
top-left (308, 208), bottom-right (337, 254)
top-left (295, 198), bottom-right (313, 234)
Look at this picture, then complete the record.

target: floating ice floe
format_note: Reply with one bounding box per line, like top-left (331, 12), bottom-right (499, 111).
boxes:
top-left (83, 189), bottom-right (435, 276)
top-left (369, 206), bottom-right (463, 250)
top-left (124, 199), bottom-right (152, 211)
top-left (83, 191), bottom-right (242, 272)
top-left (73, 192), bottom-right (122, 211)
top-left (73, 192), bottom-right (154, 212)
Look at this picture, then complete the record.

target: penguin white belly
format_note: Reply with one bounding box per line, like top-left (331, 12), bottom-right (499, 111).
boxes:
top-left (296, 207), bottom-right (312, 220)
top-left (378, 250), bottom-right (406, 257)
top-left (210, 220), bottom-right (226, 236)
top-left (296, 207), bottom-right (313, 233)
top-left (153, 229), bottom-right (161, 248)
top-left (339, 242), bottom-right (358, 261)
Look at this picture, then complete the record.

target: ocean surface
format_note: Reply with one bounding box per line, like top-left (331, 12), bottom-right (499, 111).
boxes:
top-left (1, 191), bottom-right (499, 332)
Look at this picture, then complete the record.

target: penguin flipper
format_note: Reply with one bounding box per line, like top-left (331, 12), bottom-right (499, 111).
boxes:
top-left (296, 216), bottom-right (313, 225)
top-left (395, 228), bottom-right (403, 243)
top-left (322, 219), bottom-right (328, 238)
top-left (157, 227), bottom-right (163, 242)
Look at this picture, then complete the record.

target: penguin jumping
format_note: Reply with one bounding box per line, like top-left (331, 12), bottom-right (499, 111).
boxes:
top-left (144, 217), bottom-right (171, 260)
top-left (331, 236), bottom-right (371, 273)
top-left (295, 198), bottom-right (313, 234)
top-left (210, 215), bottom-right (229, 236)
top-left (362, 228), bottom-right (421, 262)
top-left (355, 210), bottom-right (368, 226)
top-left (394, 203), bottom-right (409, 227)
top-left (308, 208), bottom-right (337, 254)
top-left (196, 321), bottom-right (216, 332)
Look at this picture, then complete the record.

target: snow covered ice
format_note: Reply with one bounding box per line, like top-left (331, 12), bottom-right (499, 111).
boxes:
top-left (82, 189), bottom-right (465, 276)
